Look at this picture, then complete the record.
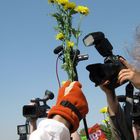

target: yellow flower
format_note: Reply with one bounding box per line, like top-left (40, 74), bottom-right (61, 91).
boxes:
top-left (102, 117), bottom-right (109, 124)
top-left (64, 2), bottom-right (76, 10)
top-left (100, 106), bottom-right (108, 114)
top-left (75, 5), bottom-right (89, 15)
top-left (67, 41), bottom-right (74, 48)
top-left (56, 0), bottom-right (69, 5)
top-left (102, 119), bottom-right (107, 124)
top-left (56, 33), bottom-right (65, 40)
top-left (61, 81), bottom-right (66, 85)
top-left (48, 0), bottom-right (56, 3)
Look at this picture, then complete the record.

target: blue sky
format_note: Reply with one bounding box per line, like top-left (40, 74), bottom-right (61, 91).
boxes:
top-left (0, 0), bottom-right (140, 139)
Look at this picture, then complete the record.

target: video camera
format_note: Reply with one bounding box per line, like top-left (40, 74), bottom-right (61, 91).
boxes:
top-left (117, 82), bottom-right (140, 123)
top-left (117, 91), bottom-right (140, 123)
top-left (23, 90), bottom-right (54, 119)
top-left (83, 31), bottom-right (127, 88)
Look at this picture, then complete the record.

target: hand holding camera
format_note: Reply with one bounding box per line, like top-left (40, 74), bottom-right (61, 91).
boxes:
top-left (118, 57), bottom-right (140, 89)
top-left (83, 31), bottom-right (127, 88)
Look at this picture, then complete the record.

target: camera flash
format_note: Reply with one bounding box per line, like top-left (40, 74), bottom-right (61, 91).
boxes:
top-left (83, 35), bottom-right (94, 47)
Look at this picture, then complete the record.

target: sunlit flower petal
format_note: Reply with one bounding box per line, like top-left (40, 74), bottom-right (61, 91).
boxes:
top-left (102, 119), bottom-right (106, 124)
top-left (67, 41), bottom-right (74, 48)
top-left (102, 117), bottom-right (109, 124)
top-left (56, 0), bottom-right (69, 5)
top-left (48, 0), bottom-right (56, 3)
top-left (75, 5), bottom-right (89, 15)
top-left (100, 106), bottom-right (108, 114)
top-left (56, 33), bottom-right (65, 40)
top-left (64, 2), bottom-right (76, 10)
top-left (61, 81), bottom-right (66, 85)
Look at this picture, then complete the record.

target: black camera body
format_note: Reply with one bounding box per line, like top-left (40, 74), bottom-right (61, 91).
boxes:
top-left (83, 32), bottom-right (126, 88)
top-left (131, 92), bottom-right (140, 122)
top-left (23, 90), bottom-right (54, 119)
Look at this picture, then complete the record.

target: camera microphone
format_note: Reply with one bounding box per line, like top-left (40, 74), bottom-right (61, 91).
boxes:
top-left (30, 90), bottom-right (54, 102)
top-left (53, 45), bottom-right (63, 54)
top-left (44, 90), bottom-right (54, 100)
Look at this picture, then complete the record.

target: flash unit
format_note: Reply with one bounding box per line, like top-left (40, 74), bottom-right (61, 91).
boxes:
top-left (83, 35), bottom-right (95, 46)
top-left (83, 32), bottom-right (105, 47)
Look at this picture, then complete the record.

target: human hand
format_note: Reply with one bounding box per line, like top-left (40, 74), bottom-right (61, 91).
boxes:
top-left (118, 57), bottom-right (140, 89)
top-left (99, 80), bottom-right (115, 95)
top-left (27, 102), bottom-right (38, 133)
top-left (48, 81), bottom-right (89, 133)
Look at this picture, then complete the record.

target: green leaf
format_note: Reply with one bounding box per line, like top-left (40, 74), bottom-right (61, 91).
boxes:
top-left (71, 28), bottom-right (81, 38)
top-left (51, 13), bottom-right (60, 19)
top-left (52, 13), bottom-right (64, 25)
top-left (80, 136), bottom-right (87, 140)
top-left (69, 9), bottom-right (78, 15)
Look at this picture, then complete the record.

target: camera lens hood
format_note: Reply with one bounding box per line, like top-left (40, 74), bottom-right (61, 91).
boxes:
top-left (86, 63), bottom-right (121, 87)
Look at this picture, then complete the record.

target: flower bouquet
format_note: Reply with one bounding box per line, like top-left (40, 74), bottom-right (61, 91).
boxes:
top-left (48, 0), bottom-right (89, 81)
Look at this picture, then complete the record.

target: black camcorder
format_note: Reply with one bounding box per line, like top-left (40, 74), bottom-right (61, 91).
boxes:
top-left (23, 90), bottom-right (54, 119)
top-left (83, 31), bottom-right (127, 88)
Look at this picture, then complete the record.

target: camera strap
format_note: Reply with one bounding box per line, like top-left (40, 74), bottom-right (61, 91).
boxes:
top-left (60, 100), bottom-right (82, 121)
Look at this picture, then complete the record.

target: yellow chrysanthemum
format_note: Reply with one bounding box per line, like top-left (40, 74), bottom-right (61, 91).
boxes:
top-left (56, 33), bottom-right (65, 40)
top-left (67, 41), bottom-right (74, 48)
top-left (100, 106), bottom-right (108, 114)
top-left (56, 0), bottom-right (69, 5)
top-left (102, 119), bottom-right (107, 124)
top-left (48, 0), bottom-right (56, 3)
top-left (61, 81), bottom-right (66, 85)
top-left (75, 6), bottom-right (89, 15)
top-left (102, 117), bottom-right (109, 124)
top-left (64, 2), bottom-right (76, 10)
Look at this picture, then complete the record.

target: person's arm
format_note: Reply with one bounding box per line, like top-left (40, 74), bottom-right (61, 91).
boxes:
top-left (29, 81), bottom-right (88, 140)
top-left (71, 131), bottom-right (81, 140)
top-left (99, 81), bottom-right (119, 116)
top-left (48, 81), bottom-right (89, 133)
top-left (27, 102), bottom-right (38, 133)
top-left (52, 115), bottom-right (71, 129)
top-left (118, 57), bottom-right (140, 89)
top-left (29, 113), bottom-right (81, 140)
top-left (99, 81), bottom-right (134, 140)
top-left (29, 119), bottom-right (37, 133)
